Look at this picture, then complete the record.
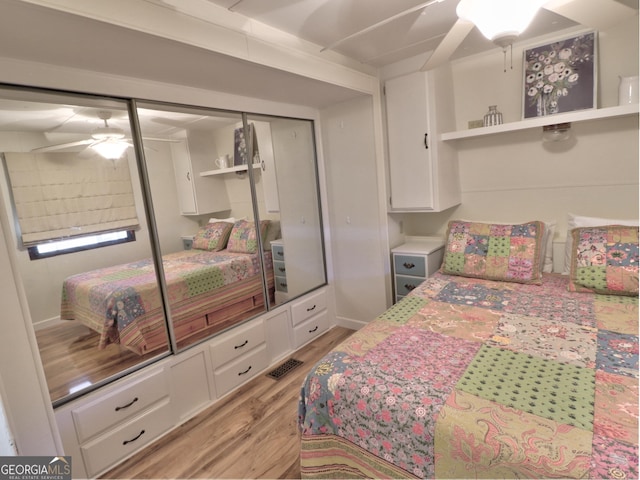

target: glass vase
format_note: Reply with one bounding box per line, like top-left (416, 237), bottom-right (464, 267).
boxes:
top-left (483, 105), bottom-right (503, 127)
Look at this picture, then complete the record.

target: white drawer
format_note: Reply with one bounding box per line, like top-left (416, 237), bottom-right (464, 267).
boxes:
top-left (81, 400), bottom-right (172, 478)
top-left (72, 369), bottom-right (168, 443)
top-left (209, 319), bottom-right (266, 370)
top-left (213, 343), bottom-right (268, 397)
top-left (291, 289), bottom-right (327, 326)
top-left (293, 310), bottom-right (329, 348)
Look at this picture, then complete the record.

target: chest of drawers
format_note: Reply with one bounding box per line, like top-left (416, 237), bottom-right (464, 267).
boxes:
top-left (391, 237), bottom-right (445, 303)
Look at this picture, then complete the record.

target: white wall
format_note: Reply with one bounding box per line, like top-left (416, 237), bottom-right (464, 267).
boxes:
top-left (321, 95), bottom-right (390, 326)
top-left (387, 19), bottom-right (639, 272)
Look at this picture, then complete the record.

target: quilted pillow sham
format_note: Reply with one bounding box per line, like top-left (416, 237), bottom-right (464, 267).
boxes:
top-left (568, 225), bottom-right (639, 296)
top-left (192, 221), bottom-right (233, 251)
top-left (441, 220), bottom-right (546, 284)
top-left (227, 219), bottom-right (270, 254)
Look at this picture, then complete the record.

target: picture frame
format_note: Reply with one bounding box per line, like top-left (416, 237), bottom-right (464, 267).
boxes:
top-left (522, 31), bottom-right (597, 119)
top-left (233, 123), bottom-right (260, 166)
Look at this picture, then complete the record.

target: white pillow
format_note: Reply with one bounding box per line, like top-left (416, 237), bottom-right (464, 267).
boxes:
top-left (208, 217), bottom-right (237, 224)
top-left (459, 218), bottom-right (555, 273)
top-left (563, 213), bottom-right (639, 274)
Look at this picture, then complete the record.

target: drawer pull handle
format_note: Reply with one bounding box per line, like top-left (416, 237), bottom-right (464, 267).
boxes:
top-left (276, 251), bottom-right (283, 257)
top-left (403, 262), bottom-right (415, 269)
top-left (115, 397), bottom-right (139, 412)
top-left (123, 429), bottom-right (145, 446)
top-left (405, 284), bottom-right (417, 291)
top-left (306, 304), bottom-right (316, 312)
top-left (234, 340), bottom-right (248, 349)
top-left (238, 365), bottom-right (252, 376)
top-left (279, 281), bottom-right (287, 287)
top-left (309, 326), bottom-right (318, 333)
top-left (278, 267), bottom-right (286, 273)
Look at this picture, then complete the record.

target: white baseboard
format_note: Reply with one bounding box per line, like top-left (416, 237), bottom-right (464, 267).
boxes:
top-left (335, 316), bottom-right (367, 331)
top-left (33, 316), bottom-right (65, 331)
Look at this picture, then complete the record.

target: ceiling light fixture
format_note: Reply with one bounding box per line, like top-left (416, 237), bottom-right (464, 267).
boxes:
top-left (456, 0), bottom-right (548, 70)
top-left (91, 138), bottom-right (129, 159)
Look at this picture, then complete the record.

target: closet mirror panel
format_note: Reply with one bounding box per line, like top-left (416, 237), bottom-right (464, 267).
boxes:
top-left (134, 102), bottom-right (270, 353)
top-left (0, 88), bottom-right (171, 406)
top-left (245, 114), bottom-right (326, 305)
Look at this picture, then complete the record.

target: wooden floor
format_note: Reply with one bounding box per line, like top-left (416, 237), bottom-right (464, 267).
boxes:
top-left (101, 326), bottom-right (355, 479)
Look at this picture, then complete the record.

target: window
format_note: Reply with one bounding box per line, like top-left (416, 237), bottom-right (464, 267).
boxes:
top-left (27, 229), bottom-right (135, 260)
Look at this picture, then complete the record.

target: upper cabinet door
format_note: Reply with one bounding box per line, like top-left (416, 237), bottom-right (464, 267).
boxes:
top-left (385, 69), bottom-right (461, 212)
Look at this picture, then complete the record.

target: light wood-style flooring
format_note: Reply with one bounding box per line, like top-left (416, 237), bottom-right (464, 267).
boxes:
top-left (101, 326), bottom-right (355, 479)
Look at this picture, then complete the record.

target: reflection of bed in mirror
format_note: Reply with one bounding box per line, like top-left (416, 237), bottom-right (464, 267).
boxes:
top-left (61, 223), bottom-right (275, 355)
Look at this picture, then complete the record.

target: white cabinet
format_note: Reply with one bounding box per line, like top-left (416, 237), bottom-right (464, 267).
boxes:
top-left (208, 318), bottom-right (268, 397)
top-left (56, 368), bottom-right (172, 478)
top-left (290, 288), bottom-right (328, 348)
top-left (171, 131), bottom-right (231, 215)
top-left (385, 68), bottom-right (460, 212)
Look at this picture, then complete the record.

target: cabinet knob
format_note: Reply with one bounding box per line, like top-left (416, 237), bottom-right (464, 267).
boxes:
top-left (403, 262), bottom-right (415, 269)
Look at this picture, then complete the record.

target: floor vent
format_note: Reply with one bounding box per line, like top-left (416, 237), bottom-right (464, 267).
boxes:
top-left (266, 358), bottom-right (304, 380)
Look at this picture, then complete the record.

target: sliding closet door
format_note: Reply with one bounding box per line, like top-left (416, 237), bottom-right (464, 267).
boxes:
top-left (134, 102), bottom-right (269, 352)
top-left (0, 87), bottom-right (170, 406)
top-left (245, 114), bottom-right (326, 305)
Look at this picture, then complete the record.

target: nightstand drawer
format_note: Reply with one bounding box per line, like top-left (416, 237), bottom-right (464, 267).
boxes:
top-left (273, 260), bottom-right (287, 276)
top-left (396, 274), bottom-right (426, 296)
top-left (394, 254), bottom-right (426, 277)
top-left (271, 245), bottom-right (285, 261)
top-left (275, 276), bottom-right (288, 292)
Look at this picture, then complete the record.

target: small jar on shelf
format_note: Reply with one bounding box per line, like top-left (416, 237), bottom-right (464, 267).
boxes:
top-left (483, 105), bottom-right (503, 126)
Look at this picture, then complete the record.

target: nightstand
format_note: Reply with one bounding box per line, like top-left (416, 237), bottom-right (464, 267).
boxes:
top-left (391, 237), bottom-right (445, 303)
top-left (181, 235), bottom-right (195, 250)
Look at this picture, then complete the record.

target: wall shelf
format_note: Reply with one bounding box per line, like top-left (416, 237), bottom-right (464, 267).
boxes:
top-left (441, 104), bottom-right (639, 141)
top-left (200, 163), bottom-right (260, 177)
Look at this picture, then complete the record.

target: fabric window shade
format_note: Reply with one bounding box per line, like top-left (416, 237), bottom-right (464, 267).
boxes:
top-left (4, 152), bottom-right (139, 246)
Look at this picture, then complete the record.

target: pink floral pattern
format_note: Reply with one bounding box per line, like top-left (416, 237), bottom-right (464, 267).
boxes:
top-left (299, 272), bottom-right (639, 478)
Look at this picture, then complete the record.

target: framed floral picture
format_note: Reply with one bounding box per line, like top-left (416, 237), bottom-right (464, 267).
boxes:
top-left (522, 31), bottom-right (597, 119)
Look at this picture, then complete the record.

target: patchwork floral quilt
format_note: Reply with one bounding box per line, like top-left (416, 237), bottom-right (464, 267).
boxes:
top-left (61, 249), bottom-right (270, 354)
top-left (298, 273), bottom-right (638, 479)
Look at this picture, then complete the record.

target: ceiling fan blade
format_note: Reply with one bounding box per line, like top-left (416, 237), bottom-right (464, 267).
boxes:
top-left (421, 19), bottom-right (474, 71)
top-left (31, 139), bottom-right (94, 153)
top-left (543, 0), bottom-right (637, 31)
top-left (321, 0), bottom-right (446, 53)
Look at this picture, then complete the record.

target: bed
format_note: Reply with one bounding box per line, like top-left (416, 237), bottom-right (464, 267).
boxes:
top-left (61, 220), bottom-right (275, 355)
top-left (298, 220), bottom-right (639, 479)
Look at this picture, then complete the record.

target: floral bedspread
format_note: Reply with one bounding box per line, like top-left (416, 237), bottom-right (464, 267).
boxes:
top-left (298, 273), bottom-right (638, 479)
top-left (61, 250), bottom-right (266, 352)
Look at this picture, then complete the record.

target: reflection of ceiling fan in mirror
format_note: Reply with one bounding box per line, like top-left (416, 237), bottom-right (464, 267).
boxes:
top-left (32, 110), bottom-right (176, 159)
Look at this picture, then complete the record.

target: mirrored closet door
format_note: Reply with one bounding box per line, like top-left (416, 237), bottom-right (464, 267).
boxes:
top-left (134, 102), bottom-right (270, 352)
top-left (245, 113), bottom-right (326, 305)
top-left (0, 85), bottom-right (328, 408)
top-left (0, 88), bottom-right (170, 405)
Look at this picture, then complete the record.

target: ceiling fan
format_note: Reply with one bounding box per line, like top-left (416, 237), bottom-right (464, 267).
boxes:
top-left (32, 110), bottom-right (176, 159)
top-left (421, 0), bottom-right (636, 71)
